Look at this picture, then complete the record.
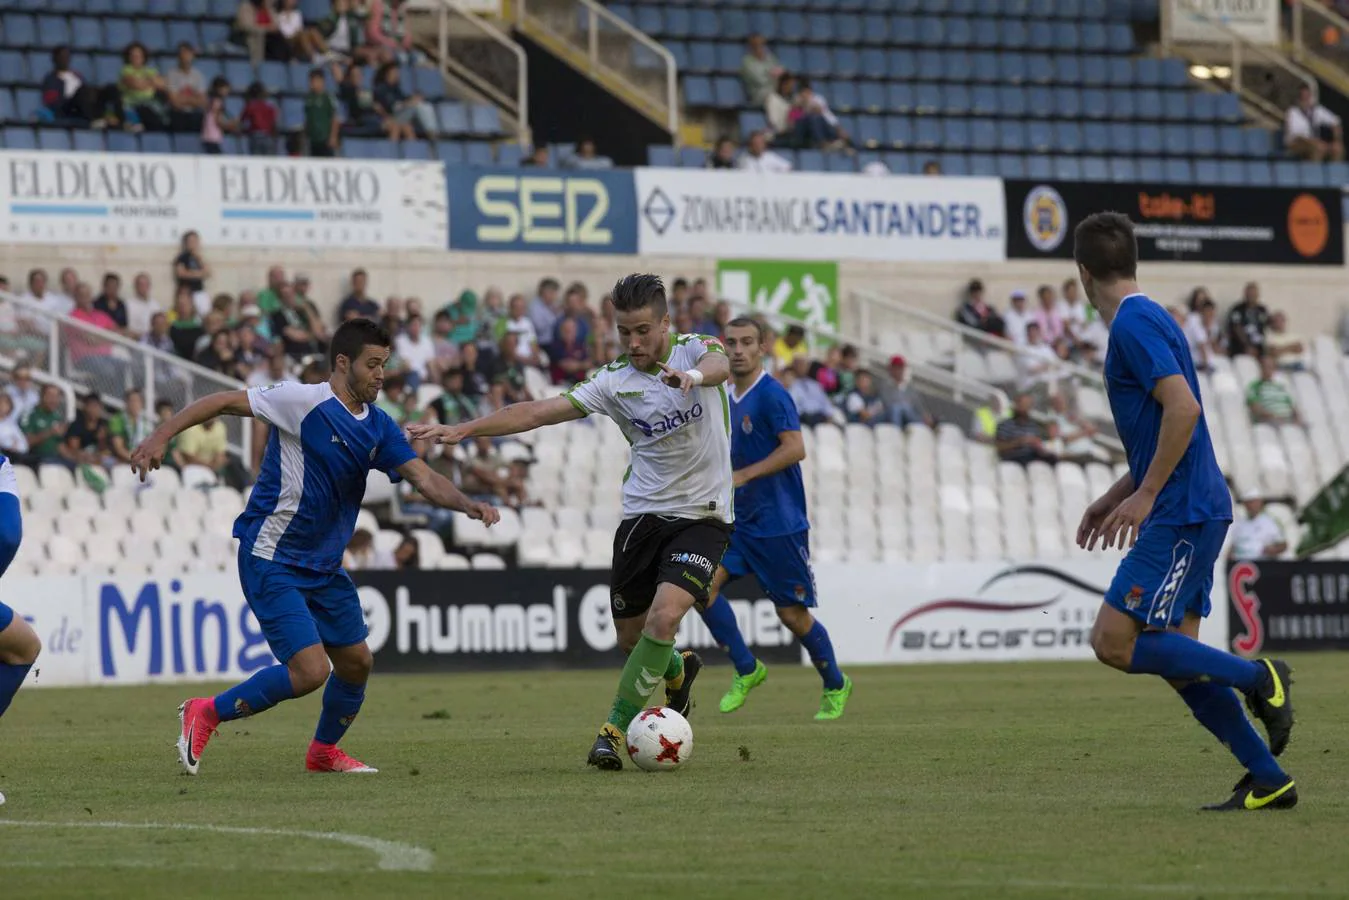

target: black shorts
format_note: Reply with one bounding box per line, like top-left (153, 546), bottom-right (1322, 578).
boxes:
top-left (610, 514), bottom-right (733, 619)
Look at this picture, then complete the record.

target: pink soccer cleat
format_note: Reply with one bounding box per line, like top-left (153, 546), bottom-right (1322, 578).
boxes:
top-left (305, 741), bottom-right (379, 773)
top-left (177, 698), bottom-right (220, 776)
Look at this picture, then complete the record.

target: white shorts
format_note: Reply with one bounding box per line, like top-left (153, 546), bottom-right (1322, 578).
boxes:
top-left (0, 459), bottom-right (15, 498)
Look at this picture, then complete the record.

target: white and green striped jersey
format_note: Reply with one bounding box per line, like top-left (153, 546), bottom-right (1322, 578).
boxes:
top-left (565, 334), bottom-right (733, 524)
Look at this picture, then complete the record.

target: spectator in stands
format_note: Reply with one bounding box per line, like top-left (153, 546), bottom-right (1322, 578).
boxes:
top-left (425, 367), bottom-right (477, 425)
top-left (1002, 289), bottom-right (1032, 345)
top-left (1227, 281), bottom-right (1269, 357)
top-left (194, 328), bottom-right (243, 380)
top-left (70, 282), bottom-right (128, 387)
top-left (235, 0), bottom-right (289, 64)
top-left (174, 231), bottom-right (210, 309)
top-left (339, 65), bottom-right (397, 139)
top-left (343, 528), bottom-right (395, 570)
top-left (688, 296), bottom-right (717, 336)
top-left (318, 0), bottom-right (377, 70)
top-left (995, 393), bottom-right (1056, 465)
top-left (236, 303), bottom-right (272, 358)
top-left (561, 282), bottom-right (594, 339)
top-left (339, 269), bottom-right (379, 321)
top-left (458, 437), bottom-right (526, 507)
top-left (167, 43), bottom-right (207, 132)
top-left (393, 313), bottom-right (437, 390)
top-left (1229, 491), bottom-right (1288, 561)
top-left (124, 273), bottom-right (160, 339)
top-left (0, 393), bottom-right (30, 468)
top-left (547, 317), bottom-right (592, 386)
top-left (669, 278), bottom-right (690, 315)
top-left (255, 266), bottom-right (288, 315)
top-left (241, 81), bottom-right (280, 156)
top-left (491, 334), bottom-right (531, 409)
top-left (60, 393), bottom-right (109, 469)
top-left (1265, 311), bottom-right (1307, 371)
top-left (55, 268), bottom-right (79, 307)
top-left (1061, 278), bottom-right (1088, 341)
top-left (277, 0), bottom-right (323, 62)
top-left (1183, 300), bottom-right (1217, 372)
top-left (739, 130), bottom-right (792, 174)
top-left (168, 286), bottom-right (205, 359)
top-left (1047, 392), bottom-right (1099, 464)
top-left (271, 282), bottom-right (326, 360)
top-left (40, 46), bottom-right (108, 127)
top-left (1033, 284), bottom-right (1065, 345)
top-left (108, 388), bottom-right (154, 466)
top-left (249, 347), bottom-right (289, 390)
top-left (844, 370), bottom-right (885, 425)
top-left (367, 0), bottom-right (416, 67)
top-left (22, 385), bottom-right (66, 463)
top-left (879, 355), bottom-right (933, 429)
top-left (20, 267), bottom-right (70, 318)
top-left (1285, 83), bottom-right (1344, 162)
top-left (304, 68), bottom-right (341, 157)
top-left (956, 278), bottom-right (1004, 337)
top-left (374, 61), bottom-right (432, 140)
top-left (1247, 353), bottom-right (1302, 425)
top-left (178, 417), bottom-right (240, 487)
top-left (375, 373), bottom-right (416, 425)
top-left (789, 79), bottom-right (846, 150)
top-left (673, 308), bottom-right (694, 336)
top-left (740, 34), bottom-right (783, 107)
top-left (711, 301), bottom-right (733, 339)
top-left (1019, 322), bottom-right (1058, 390)
top-left (5, 366), bottom-right (38, 421)
top-left (708, 137), bottom-right (737, 169)
top-left (528, 277), bottom-right (562, 345)
top-left (457, 341), bottom-right (491, 401)
top-left (567, 138), bottom-right (615, 170)
top-left (143, 310), bottom-right (176, 356)
top-left (118, 43), bottom-right (168, 133)
top-left (200, 77), bottom-right (233, 154)
top-left (773, 324), bottom-right (810, 371)
top-left (95, 273), bottom-right (129, 336)
top-left (447, 289), bottom-right (483, 345)
top-left (780, 357), bottom-right (836, 427)
top-left (500, 292), bottom-right (542, 360)
top-left (765, 73), bottom-right (795, 143)
top-left (522, 146), bottom-right (550, 167)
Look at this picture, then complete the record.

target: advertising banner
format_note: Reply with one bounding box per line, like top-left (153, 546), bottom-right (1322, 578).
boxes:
top-left (716, 259), bottom-right (839, 335)
top-left (0, 151), bottom-right (195, 245)
top-left (445, 166), bottom-right (638, 254)
top-left (1168, 0), bottom-right (1279, 46)
top-left (1228, 560), bottom-right (1349, 655)
top-left (1006, 180), bottom-right (1344, 266)
top-left (354, 570), bottom-right (798, 672)
top-left (636, 168), bottom-right (1006, 263)
top-left (1294, 465), bottom-right (1349, 559)
top-left (12, 576), bottom-right (88, 688)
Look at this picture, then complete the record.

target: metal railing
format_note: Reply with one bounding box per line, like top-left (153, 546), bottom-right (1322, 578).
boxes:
top-left (1162, 1), bottom-right (1320, 124)
top-left (0, 293), bottom-right (251, 464)
top-left (432, 0), bottom-right (530, 145)
top-left (1289, 0), bottom-right (1349, 98)
top-left (514, 0), bottom-right (678, 137)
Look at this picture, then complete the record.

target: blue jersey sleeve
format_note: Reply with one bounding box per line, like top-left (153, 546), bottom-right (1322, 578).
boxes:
top-left (1113, 310), bottom-right (1184, 393)
top-left (372, 410), bottom-right (417, 480)
top-left (766, 383), bottom-right (801, 435)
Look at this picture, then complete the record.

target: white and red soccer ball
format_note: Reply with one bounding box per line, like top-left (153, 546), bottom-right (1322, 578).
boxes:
top-left (625, 707), bottom-right (693, 771)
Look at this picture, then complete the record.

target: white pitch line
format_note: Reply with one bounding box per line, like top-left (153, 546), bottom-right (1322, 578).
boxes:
top-left (0, 820), bottom-right (433, 872)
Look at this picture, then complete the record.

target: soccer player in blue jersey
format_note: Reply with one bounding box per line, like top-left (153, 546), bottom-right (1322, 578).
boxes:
top-left (1074, 212), bottom-right (1296, 811)
top-left (0, 453), bottom-right (42, 806)
top-left (699, 317), bottom-right (851, 720)
top-left (131, 319), bottom-right (499, 776)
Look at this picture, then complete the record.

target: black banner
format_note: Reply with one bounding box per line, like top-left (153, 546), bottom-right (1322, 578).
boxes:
top-left (1227, 560), bottom-right (1349, 655)
top-left (353, 570), bottom-right (802, 672)
top-left (1006, 181), bottom-right (1344, 266)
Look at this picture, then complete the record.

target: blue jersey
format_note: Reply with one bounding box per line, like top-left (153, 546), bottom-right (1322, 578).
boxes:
top-left (730, 372), bottom-right (809, 538)
top-left (234, 381), bottom-right (417, 573)
top-left (1104, 294), bottom-right (1232, 527)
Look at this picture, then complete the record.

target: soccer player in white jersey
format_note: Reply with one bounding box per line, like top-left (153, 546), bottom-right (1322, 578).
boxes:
top-left (410, 274), bottom-right (733, 770)
top-left (131, 319), bottom-right (499, 776)
top-left (0, 452), bottom-right (42, 806)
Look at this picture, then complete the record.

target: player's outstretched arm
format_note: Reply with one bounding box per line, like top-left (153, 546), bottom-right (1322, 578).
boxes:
top-left (129, 389), bottom-right (252, 481)
top-left (396, 458), bottom-right (501, 526)
top-left (407, 395), bottom-right (586, 446)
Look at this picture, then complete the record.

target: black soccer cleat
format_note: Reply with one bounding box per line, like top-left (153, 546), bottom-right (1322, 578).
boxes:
top-left (586, 724), bottom-right (624, 771)
top-left (1244, 658), bottom-right (1295, 756)
top-left (1202, 775), bottom-right (1297, 812)
top-left (665, 650), bottom-right (702, 718)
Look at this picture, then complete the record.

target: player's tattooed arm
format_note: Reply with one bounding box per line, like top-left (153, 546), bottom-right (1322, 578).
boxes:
top-left (396, 457), bottom-right (501, 526)
top-left (407, 396), bottom-right (585, 445)
top-left (129, 390), bottom-right (252, 481)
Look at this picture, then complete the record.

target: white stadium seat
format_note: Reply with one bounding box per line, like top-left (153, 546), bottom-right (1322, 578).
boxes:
top-left (38, 464), bottom-right (76, 495)
top-left (437, 553), bottom-right (472, 569)
top-left (180, 464), bottom-right (219, 490)
top-left (373, 529), bottom-right (404, 556)
top-left (471, 553), bottom-right (506, 570)
top-left (410, 528), bottom-right (446, 568)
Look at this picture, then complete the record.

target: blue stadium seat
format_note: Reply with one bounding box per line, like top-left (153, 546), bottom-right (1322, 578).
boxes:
top-left (1081, 121), bottom-right (1109, 151)
top-left (279, 96), bottom-right (303, 130)
top-left (102, 18), bottom-right (135, 50)
top-left (1027, 120), bottom-right (1053, 152)
top-left (833, 81), bottom-right (861, 113)
top-left (36, 127), bottom-right (70, 151)
top-left (1001, 19), bottom-right (1027, 49)
top-left (1134, 57), bottom-right (1162, 86)
top-left (1080, 89), bottom-right (1108, 120)
top-left (1026, 154), bottom-right (1052, 179)
top-left (971, 52), bottom-right (999, 83)
top-left (1272, 160), bottom-right (1300, 187)
top-left (886, 82), bottom-right (914, 113)
top-left (1054, 0), bottom-right (1084, 19)
top-left (971, 85), bottom-right (998, 116)
top-left (884, 115), bottom-right (913, 147)
top-left (1082, 0), bottom-right (1108, 16)
top-left (948, 17), bottom-right (974, 47)
top-left (1044, 22), bottom-right (1073, 52)
top-left (996, 85), bottom-right (1026, 117)
top-left (1242, 128), bottom-right (1274, 158)
top-left (401, 141), bottom-right (432, 161)
top-left (3, 125), bottom-right (36, 149)
top-left (858, 13), bottom-right (888, 45)
top-left (995, 153), bottom-right (1026, 178)
top-left (939, 151), bottom-right (969, 175)
top-left (3, 14), bottom-right (37, 47)
top-left (72, 130), bottom-right (105, 152)
top-left (916, 49), bottom-right (942, 80)
top-left (167, 20), bottom-right (199, 50)
top-left (1052, 86), bottom-right (1081, 120)
top-left (712, 76), bottom-right (743, 108)
top-left (778, 12), bottom-right (806, 41)
top-left (258, 61), bottom-right (288, 93)
top-left (664, 8), bottom-right (691, 39)
top-left (137, 19), bottom-right (169, 50)
top-left (1107, 122), bottom-right (1137, 154)
top-left (107, 131), bottom-right (138, 152)
top-left (1026, 86), bottom-right (1052, 118)
top-left (941, 51), bottom-right (974, 83)
top-left (683, 76), bottom-right (713, 107)
top-left (435, 101), bottom-right (468, 134)
top-left (1106, 88), bottom-right (1135, 121)
top-left (678, 146), bottom-right (706, 168)
top-left (942, 84), bottom-right (970, 115)
top-left (1107, 57), bottom-right (1134, 87)
top-left (918, 16), bottom-right (944, 46)
top-left (1296, 162), bottom-right (1328, 188)
top-left (1137, 157), bottom-right (1164, 180)
top-left (170, 132), bottom-right (200, 154)
top-left (35, 15), bottom-right (70, 48)
top-left (914, 83), bottom-right (941, 114)
top-left (342, 137), bottom-right (386, 159)
top-left (140, 132), bottom-right (170, 153)
top-left (1189, 93), bottom-right (1219, 123)
top-left (1080, 55), bottom-right (1107, 86)
top-left (738, 109), bottom-right (767, 134)
top-left (1243, 159), bottom-right (1274, 184)
top-left (1108, 156), bottom-right (1137, 182)
top-left (688, 42), bottom-right (716, 74)
top-left (884, 48), bottom-right (915, 80)
top-left (0, 52), bottom-right (23, 85)
top-left (972, 18), bottom-right (999, 49)
top-left (777, 45), bottom-right (804, 73)
top-left (1161, 91), bottom-right (1189, 121)
top-left (1053, 156), bottom-right (1082, 180)
top-left (0, 89), bottom-right (14, 122)
top-left (180, 0), bottom-right (209, 17)
top-left (1106, 22), bottom-right (1133, 52)
top-left (224, 59), bottom-right (255, 88)
top-left (796, 149), bottom-right (824, 171)
top-left (833, 47), bottom-right (860, 79)
top-left (1081, 156), bottom-right (1109, 181)
top-left (1158, 57), bottom-right (1189, 88)
top-left (805, 13), bottom-right (834, 43)
top-left (1194, 159), bottom-right (1220, 184)
top-left (890, 16), bottom-right (919, 46)
top-left (994, 120), bottom-right (1024, 152)
top-left (968, 152), bottom-right (997, 176)
top-left (714, 43), bottom-right (741, 74)
top-left (1027, 54), bottom-right (1054, 84)
top-left (998, 52), bottom-right (1028, 84)
top-left (1216, 125), bottom-right (1243, 156)
top-left (462, 141), bottom-right (492, 166)
top-left (942, 118), bottom-right (970, 149)
top-left (1158, 126), bottom-right (1191, 156)
top-left (1325, 161), bottom-right (1349, 187)
top-left (13, 88), bottom-right (40, 121)
top-left (1164, 158), bottom-right (1193, 182)
top-left (1136, 122), bottom-right (1164, 152)
top-left (690, 9), bottom-right (720, 40)
top-left (71, 18), bottom-right (104, 51)
top-left (647, 145), bottom-right (676, 167)
top-left (1054, 54), bottom-right (1082, 84)
top-left (469, 104), bottom-right (501, 136)
top-left (723, 9), bottom-right (750, 40)
top-left (854, 114), bottom-right (883, 147)
top-left (496, 144), bottom-right (524, 166)
top-left (1215, 93), bottom-right (1243, 123)
top-left (804, 46), bottom-right (832, 78)
top-left (882, 151), bottom-right (912, 174)
top-left (635, 7), bottom-right (662, 35)
top-left (1054, 121), bottom-right (1083, 153)
top-left (1190, 125), bottom-right (1217, 157)
top-left (914, 116), bottom-right (941, 149)
top-left (1216, 159), bottom-right (1245, 185)
top-left (825, 152), bottom-right (855, 172)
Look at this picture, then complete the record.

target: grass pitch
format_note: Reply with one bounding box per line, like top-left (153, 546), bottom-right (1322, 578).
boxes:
top-left (3, 656), bottom-right (1349, 899)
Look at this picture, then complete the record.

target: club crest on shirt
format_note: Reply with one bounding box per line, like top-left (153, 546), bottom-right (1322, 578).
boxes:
top-left (741, 414), bottom-right (753, 435)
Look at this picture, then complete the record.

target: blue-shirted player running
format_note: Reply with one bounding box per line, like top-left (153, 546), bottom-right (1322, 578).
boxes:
top-left (131, 319), bottom-right (498, 776)
top-left (0, 452), bottom-right (42, 806)
top-left (699, 317), bottom-right (851, 720)
top-left (1074, 212), bottom-right (1296, 811)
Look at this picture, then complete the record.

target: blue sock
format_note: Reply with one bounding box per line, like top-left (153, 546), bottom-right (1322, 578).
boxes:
top-left (1128, 631), bottom-right (1264, 691)
top-left (699, 596), bottom-right (758, 677)
top-left (314, 674), bottom-right (366, 745)
top-left (213, 664), bottom-right (296, 721)
top-left (0, 662), bottom-right (32, 719)
top-left (800, 620), bottom-right (845, 691)
top-left (1178, 681), bottom-right (1287, 785)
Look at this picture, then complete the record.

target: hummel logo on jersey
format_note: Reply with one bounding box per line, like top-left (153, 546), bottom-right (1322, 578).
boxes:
top-left (670, 551), bottom-right (714, 575)
top-left (635, 667), bottom-right (662, 694)
top-left (331, 435), bottom-right (347, 446)
top-left (616, 390), bottom-right (644, 398)
top-left (631, 402), bottom-right (704, 438)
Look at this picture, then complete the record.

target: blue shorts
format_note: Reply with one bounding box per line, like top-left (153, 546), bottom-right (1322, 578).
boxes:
top-left (237, 547), bottom-right (367, 663)
top-left (721, 530), bottom-right (816, 608)
top-left (0, 602), bottom-right (12, 633)
top-left (1105, 520), bottom-right (1229, 629)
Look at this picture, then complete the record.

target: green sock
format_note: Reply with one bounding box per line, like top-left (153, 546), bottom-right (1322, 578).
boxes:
top-left (606, 633), bottom-right (675, 731)
top-left (664, 647), bottom-right (685, 690)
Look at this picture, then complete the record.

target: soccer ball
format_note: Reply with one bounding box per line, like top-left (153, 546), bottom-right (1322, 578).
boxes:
top-left (625, 707), bottom-right (693, 771)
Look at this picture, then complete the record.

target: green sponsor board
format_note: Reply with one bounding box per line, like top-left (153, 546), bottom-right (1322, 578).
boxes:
top-left (715, 260), bottom-right (839, 335)
top-left (1296, 464), bottom-right (1349, 559)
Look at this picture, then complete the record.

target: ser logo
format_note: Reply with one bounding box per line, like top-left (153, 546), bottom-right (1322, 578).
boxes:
top-left (473, 175), bottom-right (612, 246)
top-left (631, 403), bottom-right (704, 438)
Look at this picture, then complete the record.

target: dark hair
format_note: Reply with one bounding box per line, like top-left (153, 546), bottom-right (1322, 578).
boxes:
top-left (180, 230), bottom-right (199, 249)
top-left (123, 41), bottom-right (148, 64)
top-left (104, 272), bottom-right (120, 285)
top-left (537, 277), bottom-right (560, 294)
top-left (51, 45), bottom-right (71, 66)
top-left (82, 392), bottom-right (102, 406)
top-left (308, 67), bottom-right (326, 82)
top-left (610, 273), bottom-right (668, 319)
top-left (672, 277), bottom-right (689, 291)
top-left (208, 76), bottom-right (229, 97)
top-left (352, 267), bottom-right (367, 279)
top-left (797, 76), bottom-right (812, 91)
top-left (155, 399), bottom-right (175, 414)
top-left (725, 315), bottom-right (764, 341)
top-left (177, 41), bottom-right (195, 54)
top-left (329, 318), bottom-right (392, 368)
top-left (1073, 211), bottom-right (1138, 282)
top-left (375, 61), bottom-right (398, 83)
top-left (245, 80), bottom-right (267, 101)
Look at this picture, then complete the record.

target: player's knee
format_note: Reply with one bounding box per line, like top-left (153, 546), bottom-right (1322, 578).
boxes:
top-left (1089, 619), bottom-right (1133, 671)
top-left (287, 652), bottom-right (331, 696)
top-left (1, 619), bottom-right (40, 665)
top-left (775, 605), bottom-right (813, 637)
top-left (333, 645), bottom-right (374, 684)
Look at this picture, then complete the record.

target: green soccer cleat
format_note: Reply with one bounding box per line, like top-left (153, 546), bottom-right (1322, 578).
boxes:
top-left (814, 675), bottom-right (853, 721)
top-left (718, 660), bottom-right (768, 714)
